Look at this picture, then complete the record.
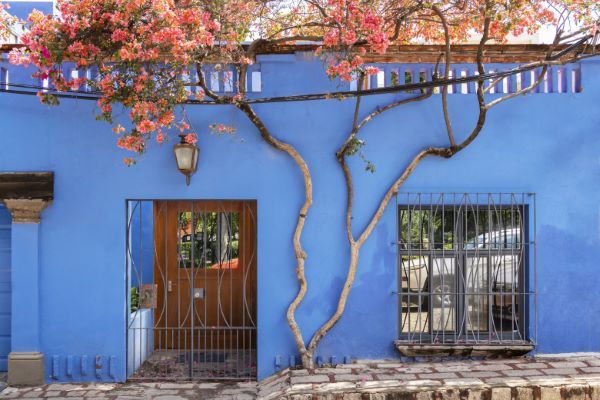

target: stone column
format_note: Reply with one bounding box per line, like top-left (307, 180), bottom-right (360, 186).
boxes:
top-left (3, 199), bottom-right (50, 386)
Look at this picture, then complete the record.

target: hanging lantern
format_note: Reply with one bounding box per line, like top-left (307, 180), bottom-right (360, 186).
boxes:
top-left (173, 134), bottom-right (199, 186)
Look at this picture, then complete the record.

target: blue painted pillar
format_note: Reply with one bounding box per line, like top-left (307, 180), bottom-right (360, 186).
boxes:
top-left (3, 198), bottom-right (50, 386)
top-left (11, 223), bottom-right (41, 351)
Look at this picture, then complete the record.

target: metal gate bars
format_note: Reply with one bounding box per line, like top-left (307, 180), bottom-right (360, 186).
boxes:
top-left (126, 200), bottom-right (257, 381)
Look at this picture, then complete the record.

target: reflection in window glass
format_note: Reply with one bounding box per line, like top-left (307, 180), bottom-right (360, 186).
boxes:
top-left (464, 207), bottom-right (522, 249)
top-left (399, 209), bottom-right (455, 250)
top-left (491, 255), bottom-right (520, 332)
top-left (178, 211), bottom-right (240, 268)
top-left (430, 257), bottom-right (456, 332)
top-left (401, 256), bottom-right (429, 334)
top-left (466, 257), bottom-right (488, 332)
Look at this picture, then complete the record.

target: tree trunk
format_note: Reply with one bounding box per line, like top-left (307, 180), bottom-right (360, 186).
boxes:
top-left (234, 103), bottom-right (315, 366)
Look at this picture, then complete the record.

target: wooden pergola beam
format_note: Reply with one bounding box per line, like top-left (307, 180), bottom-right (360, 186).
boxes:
top-left (0, 172), bottom-right (54, 201)
top-left (1, 43), bottom-right (598, 63)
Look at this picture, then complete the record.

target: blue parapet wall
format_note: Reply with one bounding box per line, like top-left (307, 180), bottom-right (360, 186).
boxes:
top-left (0, 52), bottom-right (598, 382)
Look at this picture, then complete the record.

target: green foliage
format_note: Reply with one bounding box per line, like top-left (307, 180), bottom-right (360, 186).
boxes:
top-left (38, 93), bottom-right (60, 106)
top-left (345, 137), bottom-right (376, 173)
top-left (400, 209), bottom-right (455, 250)
top-left (391, 71), bottom-right (399, 86)
top-left (131, 287), bottom-right (139, 313)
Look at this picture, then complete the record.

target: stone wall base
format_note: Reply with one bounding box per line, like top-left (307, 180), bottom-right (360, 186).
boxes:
top-left (394, 342), bottom-right (534, 357)
top-left (8, 352), bottom-right (45, 386)
top-left (280, 385), bottom-right (599, 400)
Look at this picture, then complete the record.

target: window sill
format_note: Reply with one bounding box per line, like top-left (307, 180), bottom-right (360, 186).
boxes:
top-left (394, 342), bottom-right (534, 357)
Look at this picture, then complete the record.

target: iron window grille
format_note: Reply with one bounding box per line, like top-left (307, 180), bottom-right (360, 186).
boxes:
top-left (396, 193), bottom-right (536, 346)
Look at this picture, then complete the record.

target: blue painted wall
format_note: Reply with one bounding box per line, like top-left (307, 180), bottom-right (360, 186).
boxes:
top-left (0, 53), bottom-right (598, 382)
top-left (0, 206), bottom-right (11, 371)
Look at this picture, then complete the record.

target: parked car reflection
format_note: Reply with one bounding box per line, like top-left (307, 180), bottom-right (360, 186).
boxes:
top-left (401, 229), bottom-right (522, 335)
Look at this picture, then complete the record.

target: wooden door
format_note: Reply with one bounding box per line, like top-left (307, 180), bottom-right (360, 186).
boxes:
top-left (153, 200), bottom-right (257, 352)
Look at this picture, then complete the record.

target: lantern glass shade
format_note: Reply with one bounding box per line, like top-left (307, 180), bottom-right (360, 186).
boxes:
top-left (173, 138), bottom-right (199, 185)
top-left (174, 145), bottom-right (198, 172)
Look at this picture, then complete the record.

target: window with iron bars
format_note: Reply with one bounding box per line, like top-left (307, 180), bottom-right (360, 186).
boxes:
top-left (396, 193), bottom-right (535, 346)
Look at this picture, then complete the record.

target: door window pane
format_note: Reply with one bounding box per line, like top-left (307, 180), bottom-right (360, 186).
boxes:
top-left (178, 211), bottom-right (240, 268)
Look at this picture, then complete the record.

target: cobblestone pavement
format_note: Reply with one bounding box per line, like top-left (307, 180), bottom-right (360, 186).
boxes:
top-left (1, 354), bottom-right (600, 399)
top-left (0, 381), bottom-right (258, 399)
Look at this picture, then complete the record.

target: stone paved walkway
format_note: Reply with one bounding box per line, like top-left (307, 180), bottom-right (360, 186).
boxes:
top-left (0, 381), bottom-right (258, 399)
top-left (1, 353), bottom-right (600, 399)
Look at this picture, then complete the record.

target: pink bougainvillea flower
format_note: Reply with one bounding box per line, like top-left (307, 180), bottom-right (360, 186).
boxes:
top-left (112, 125), bottom-right (126, 135)
top-left (185, 133), bottom-right (198, 144)
top-left (40, 47), bottom-right (51, 59)
top-left (209, 123), bottom-right (236, 135)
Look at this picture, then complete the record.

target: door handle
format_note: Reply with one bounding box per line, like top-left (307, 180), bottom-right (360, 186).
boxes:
top-left (168, 280), bottom-right (172, 292)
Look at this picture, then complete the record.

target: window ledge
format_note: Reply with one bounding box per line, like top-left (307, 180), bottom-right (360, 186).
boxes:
top-left (394, 342), bottom-right (534, 357)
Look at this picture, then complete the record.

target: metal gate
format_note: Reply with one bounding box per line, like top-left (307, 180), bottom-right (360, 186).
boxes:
top-left (126, 200), bottom-right (257, 381)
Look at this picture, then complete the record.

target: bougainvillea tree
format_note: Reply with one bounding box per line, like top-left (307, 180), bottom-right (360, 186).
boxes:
top-left (5, 0), bottom-right (599, 368)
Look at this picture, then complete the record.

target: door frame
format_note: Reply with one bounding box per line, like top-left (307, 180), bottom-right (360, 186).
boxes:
top-left (125, 199), bottom-right (258, 381)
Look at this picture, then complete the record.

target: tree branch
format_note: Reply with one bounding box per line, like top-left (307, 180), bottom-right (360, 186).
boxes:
top-left (357, 91), bottom-right (433, 135)
top-left (306, 77), bottom-right (434, 357)
top-left (431, 4), bottom-right (455, 147)
top-left (485, 32), bottom-right (562, 109)
top-left (195, 64), bottom-right (228, 102)
top-left (352, 6), bottom-right (491, 329)
top-left (303, 8), bottom-right (497, 355)
top-left (234, 102), bottom-right (314, 365)
top-left (336, 75), bottom-right (364, 245)
top-left (196, 61), bottom-right (315, 364)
